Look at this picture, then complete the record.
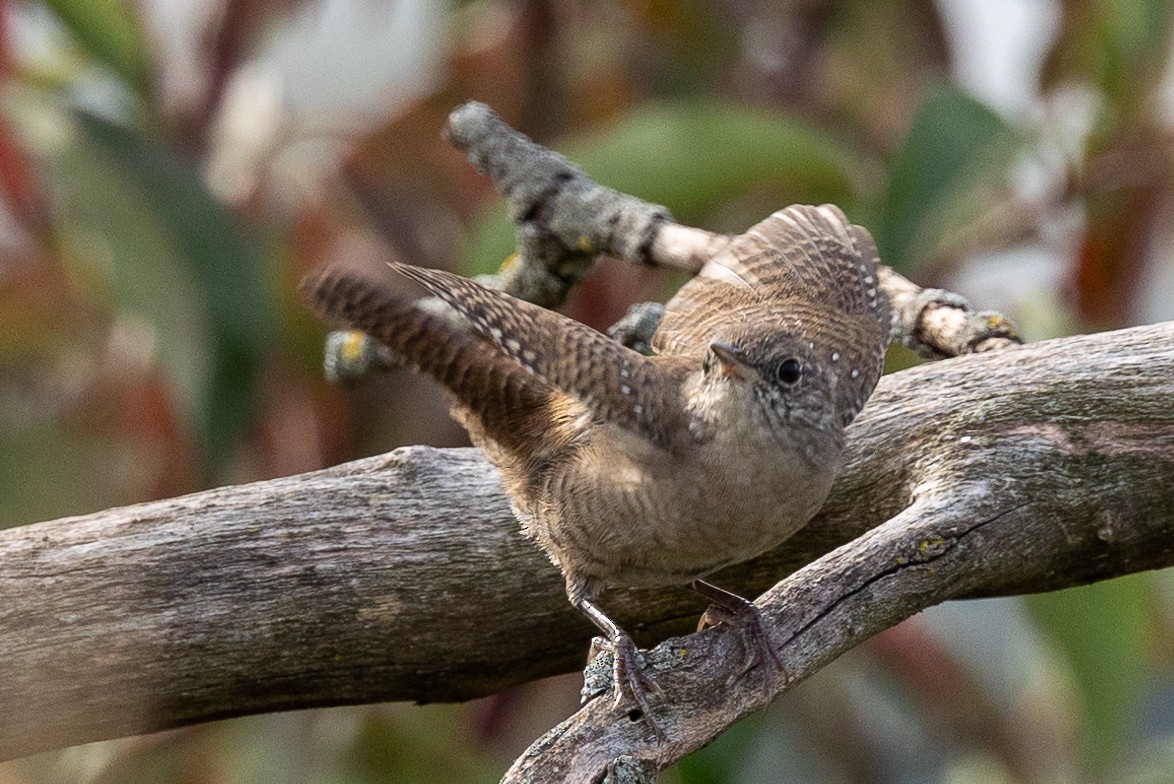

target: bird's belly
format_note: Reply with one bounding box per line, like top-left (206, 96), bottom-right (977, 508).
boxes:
top-left (537, 434), bottom-right (837, 590)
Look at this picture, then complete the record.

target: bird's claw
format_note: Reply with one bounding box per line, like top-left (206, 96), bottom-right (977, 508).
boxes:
top-left (698, 601), bottom-right (785, 703)
top-left (583, 634), bottom-right (665, 740)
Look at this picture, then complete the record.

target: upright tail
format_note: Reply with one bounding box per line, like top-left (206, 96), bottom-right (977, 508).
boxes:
top-left (299, 265), bottom-right (554, 460)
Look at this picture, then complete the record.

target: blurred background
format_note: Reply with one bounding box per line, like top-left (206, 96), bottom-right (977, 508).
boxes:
top-left (0, 0), bottom-right (1171, 782)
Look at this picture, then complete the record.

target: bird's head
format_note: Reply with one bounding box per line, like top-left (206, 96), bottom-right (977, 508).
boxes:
top-left (691, 329), bottom-right (831, 436)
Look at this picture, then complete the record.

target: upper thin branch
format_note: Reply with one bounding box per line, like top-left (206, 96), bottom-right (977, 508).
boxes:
top-left (323, 102), bottom-right (1021, 381)
top-left (445, 101), bottom-right (672, 304)
top-left (449, 101), bottom-right (1022, 357)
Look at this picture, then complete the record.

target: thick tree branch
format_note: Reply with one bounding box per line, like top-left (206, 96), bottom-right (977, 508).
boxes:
top-left (508, 369), bottom-right (1174, 781)
top-left (1, 321), bottom-right (1171, 766)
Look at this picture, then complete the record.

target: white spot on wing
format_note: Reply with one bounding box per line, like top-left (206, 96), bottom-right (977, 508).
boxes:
top-left (815, 205), bottom-right (850, 243)
top-left (769, 209), bottom-right (801, 230)
top-left (699, 258), bottom-right (754, 290)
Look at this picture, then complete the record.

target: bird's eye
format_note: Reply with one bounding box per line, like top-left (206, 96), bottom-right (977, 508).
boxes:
top-left (777, 358), bottom-right (802, 385)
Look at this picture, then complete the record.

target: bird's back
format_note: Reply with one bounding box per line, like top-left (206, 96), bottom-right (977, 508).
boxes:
top-left (653, 204), bottom-right (890, 426)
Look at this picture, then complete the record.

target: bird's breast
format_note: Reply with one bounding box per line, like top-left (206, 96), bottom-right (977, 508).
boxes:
top-left (531, 419), bottom-right (841, 589)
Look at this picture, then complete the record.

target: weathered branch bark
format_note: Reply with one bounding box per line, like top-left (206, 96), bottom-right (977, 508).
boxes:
top-left (1, 321), bottom-right (1171, 768)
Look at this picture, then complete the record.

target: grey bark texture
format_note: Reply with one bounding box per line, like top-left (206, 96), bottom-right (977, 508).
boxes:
top-left (1, 320), bottom-right (1171, 777)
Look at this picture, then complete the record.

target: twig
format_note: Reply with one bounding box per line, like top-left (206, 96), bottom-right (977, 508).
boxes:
top-left (324, 102), bottom-right (1022, 379)
top-left (876, 266), bottom-right (1022, 356)
top-left (444, 101), bottom-right (672, 304)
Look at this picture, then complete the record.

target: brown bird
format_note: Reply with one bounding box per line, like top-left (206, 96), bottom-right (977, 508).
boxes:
top-left (300, 204), bottom-right (890, 729)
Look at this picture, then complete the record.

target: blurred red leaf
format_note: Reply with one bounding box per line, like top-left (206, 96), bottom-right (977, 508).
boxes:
top-left (0, 118), bottom-right (48, 234)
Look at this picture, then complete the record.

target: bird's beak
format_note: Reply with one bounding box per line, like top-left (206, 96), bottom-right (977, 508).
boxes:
top-left (708, 342), bottom-right (755, 380)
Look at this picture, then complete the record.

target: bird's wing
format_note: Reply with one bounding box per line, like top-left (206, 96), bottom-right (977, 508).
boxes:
top-left (392, 263), bottom-right (687, 447)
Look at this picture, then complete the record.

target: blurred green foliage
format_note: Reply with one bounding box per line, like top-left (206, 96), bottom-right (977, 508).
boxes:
top-left (876, 86), bottom-right (1021, 274)
top-left (1028, 573), bottom-right (1155, 776)
top-left (41, 0), bottom-right (150, 92)
top-left (76, 111), bottom-right (274, 469)
top-left (0, 1), bottom-right (1171, 783)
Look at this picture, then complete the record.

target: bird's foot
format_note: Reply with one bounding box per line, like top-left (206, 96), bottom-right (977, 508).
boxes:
top-left (584, 634), bottom-right (665, 739)
top-left (697, 598), bottom-right (785, 703)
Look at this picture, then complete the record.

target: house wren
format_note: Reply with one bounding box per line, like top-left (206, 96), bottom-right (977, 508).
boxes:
top-left (301, 204), bottom-right (890, 728)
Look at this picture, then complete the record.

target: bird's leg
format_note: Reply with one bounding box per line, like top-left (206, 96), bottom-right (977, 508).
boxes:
top-left (575, 597), bottom-right (663, 732)
top-left (691, 579), bottom-right (785, 702)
